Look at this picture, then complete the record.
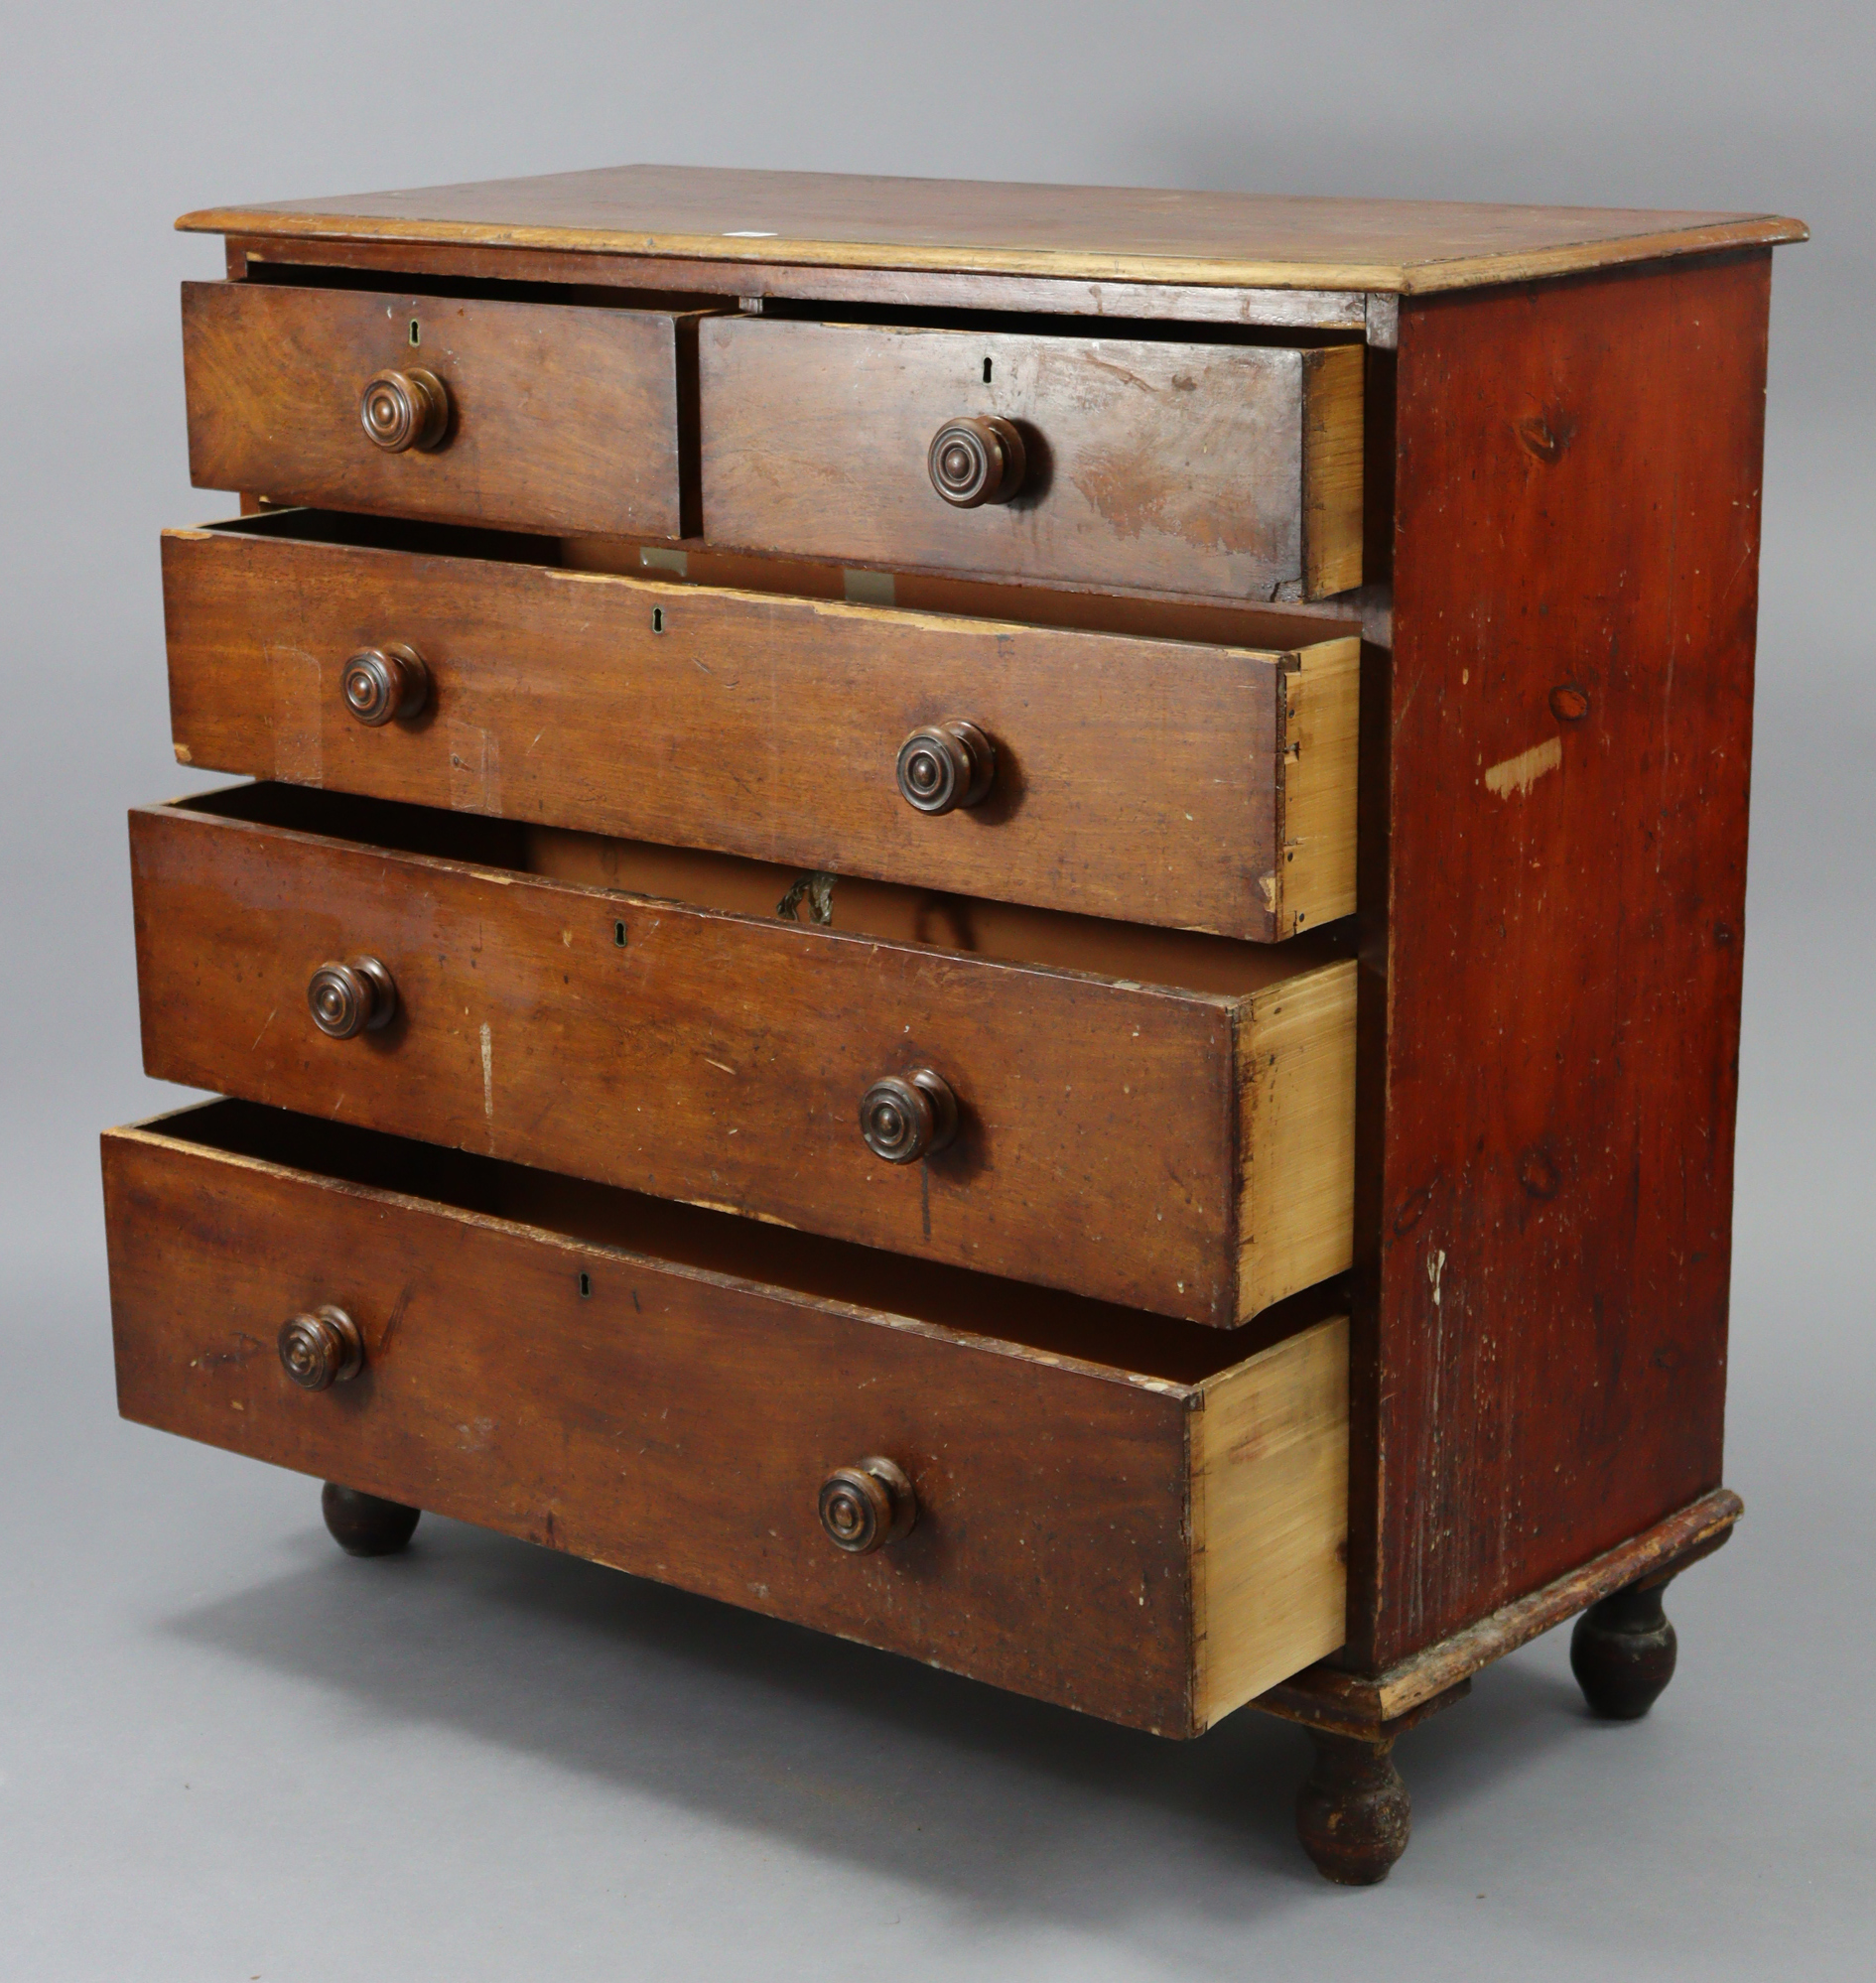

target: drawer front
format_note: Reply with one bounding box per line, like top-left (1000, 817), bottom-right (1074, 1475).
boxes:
top-left (128, 790), bottom-right (1357, 1326)
top-left (162, 518), bottom-right (1359, 941)
top-left (182, 281), bottom-right (705, 537)
top-left (102, 1104), bottom-right (1351, 1735)
top-left (700, 318), bottom-right (1363, 601)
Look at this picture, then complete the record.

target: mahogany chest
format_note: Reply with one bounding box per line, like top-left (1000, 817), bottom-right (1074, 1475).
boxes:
top-left (104, 167), bottom-right (1806, 1881)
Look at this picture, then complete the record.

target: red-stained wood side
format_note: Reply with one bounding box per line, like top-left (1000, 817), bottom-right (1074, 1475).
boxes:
top-left (1356, 252), bottom-right (1770, 1668)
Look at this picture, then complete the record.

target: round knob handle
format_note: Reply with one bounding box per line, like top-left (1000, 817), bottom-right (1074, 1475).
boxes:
top-left (858, 1068), bottom-right (958, 1164)
top-left (896, 721), bottom-right (996, 815)
top-left (278, 1305), bottom-right (365, 1390)
top-left (819, 1456), bottom-right (917, 1553)
top-left (927, 416), bottom-right (1026, 507)
top-left (307, 956), bottom-right (398, 1039)
top-left (342, 643), bottom-right (429, 727)
top-left (360, 367), bottom-right (451, 453)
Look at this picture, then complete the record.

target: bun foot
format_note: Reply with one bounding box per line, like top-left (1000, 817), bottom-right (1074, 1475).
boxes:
top-left (1295, 1729), bottom-right (1411, 1885)
top-left (1571, 1579), bottom-right (1676, 1719)
top-left (321, 1481), bottom-right (421, 1557)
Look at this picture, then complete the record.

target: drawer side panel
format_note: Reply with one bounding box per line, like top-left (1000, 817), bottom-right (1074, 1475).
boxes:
top-left (1191, 1315), bottom-right (1350, 1725)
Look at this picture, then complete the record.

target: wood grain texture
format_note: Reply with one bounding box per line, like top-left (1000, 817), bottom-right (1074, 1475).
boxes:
top-left (1192, 1312), bottom-right (1349, 1725)
top-left (177, 165), bottom-right (1807, 294)
top-left (103, 1101), bottom-right (1349, 1734)
top-left (1301, 348), bottom-right (1366, 597)
top-left (227, 234), bottom-right (1370, 327)
top-left (699, 318), bottom-right (1363, 603)
top-left (1352, 252), bottom-right (1772, 1667)
top-left (159, 513), bottom-right (1357, 940)
top-left (1240, 962), bottom-right (1359, 1319)
top-left (183, 280), bottom-right (710, 536)
top-left (129, 786), bottom-right (1357, 1325)
top-left (1277, 638), bottom-right (1362, 935)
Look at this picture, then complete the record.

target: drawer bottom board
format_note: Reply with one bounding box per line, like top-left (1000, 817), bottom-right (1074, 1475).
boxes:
top-left (103, 1101), bottom-right (1349, 1736)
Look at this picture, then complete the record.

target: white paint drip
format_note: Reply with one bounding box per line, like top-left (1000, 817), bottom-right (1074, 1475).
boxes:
top-left (1427, 1248), bottom-right (1447, 1307)
top-left (1483, 735), bottom-right (1562, 799)
top-left (480, 1021), bottom-right (493, 1122)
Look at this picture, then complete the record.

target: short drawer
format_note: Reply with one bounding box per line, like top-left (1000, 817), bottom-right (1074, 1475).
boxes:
top-left (103, 1101), bottom-right (1349, 1735)
top-left (162, 510), bottom-right (1359, 941)
top-left (700, 316), bottom-right (1363, 601)
top-left (182, 280), bottom-right (715, 537)
top-left (129, 785), bottom-right (1357, 1327)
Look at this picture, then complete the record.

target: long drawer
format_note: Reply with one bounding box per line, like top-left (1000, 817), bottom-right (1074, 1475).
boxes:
top-left (182, 279), bottom-right (715, 537)
top-left (129, 785), bottom-right (1357, 1327)
top-left (700, 316), bottom-right (1364, 601)
top-left (161, 510), bottom-right (1359, 941)
top-left (103, 1100), bottom-right (1349, 1736)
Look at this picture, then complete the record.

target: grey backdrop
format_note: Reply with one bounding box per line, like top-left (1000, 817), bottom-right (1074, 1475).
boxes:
top-left (2, 4), bottom-right (1870, 1977)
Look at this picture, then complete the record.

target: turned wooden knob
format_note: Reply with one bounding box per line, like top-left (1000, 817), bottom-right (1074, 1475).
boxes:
top-left (858, 1068), bottom-right (958, 1164)
top-left (819, 1456), bottom-right (917, 1553)
top-left (307, 956), bottom-right (397, 1039)
top-left (927, 416), bottom-right (1026, 507)
top-left (360, 367), bottom-right (450, 452)
top-left (896, 721), bottom-right (996, 815)
top-left (342, 643), bottom-right (429, 726)
top-left (279, 1305), bottom-right (364, 1390)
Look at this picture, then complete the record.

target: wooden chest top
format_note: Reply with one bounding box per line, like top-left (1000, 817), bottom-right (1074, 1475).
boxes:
top-left (179, 162), bottom-right (1807, 294)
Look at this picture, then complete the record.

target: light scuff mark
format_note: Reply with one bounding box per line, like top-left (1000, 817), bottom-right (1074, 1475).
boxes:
top-left (1483, 735), bottom-right (1562, 799)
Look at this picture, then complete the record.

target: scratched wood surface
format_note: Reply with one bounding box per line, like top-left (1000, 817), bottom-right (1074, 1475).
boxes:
top-left (178, 164), bottom-right (1807, 293)
top-left (160, 511), bottom-right (1358, 939)
top-left (1349, 251), bottom-right (1772, 1668)
top-left (700, 318), bottom-right (1363, 602)
top-left (129, 785), bottom-right (1357, 1325)
top-left (183, 280), bottom-right (710, 537)
top-left (105, 1100), bottom-right (1350, 1733)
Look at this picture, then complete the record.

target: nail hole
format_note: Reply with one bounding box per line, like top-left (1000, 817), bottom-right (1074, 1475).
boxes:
top-left (983, 357), bottom-right (993, 383)
top-left (613, 920), bottom-right (627, 947)
top-left (578, 1271), bottom-right (592, 1298)
top-left (652, 606), bottom-right (664, 633)
top-left (408, 319), bottom-right (421, 347)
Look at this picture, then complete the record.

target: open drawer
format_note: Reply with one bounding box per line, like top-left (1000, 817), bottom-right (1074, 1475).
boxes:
top-left (182, 277), bottom-right (718, 537)
top-left (700, 314), bottom-right (1364, 602)
top-left (129, 784), bottom-right (1358, 1326)
top-left (161, 509), bottom-right (1359, 941)
top-left (103, 1099), bottom-right (1350, 1735)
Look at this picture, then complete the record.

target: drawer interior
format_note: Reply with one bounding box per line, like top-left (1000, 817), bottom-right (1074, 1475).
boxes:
top-left (215, 507), bottom-right (1362, 652)
top-left (182, 782), bottom-right (1353, 995)
top-left (161, 1098), bottom-right (1338, 1384)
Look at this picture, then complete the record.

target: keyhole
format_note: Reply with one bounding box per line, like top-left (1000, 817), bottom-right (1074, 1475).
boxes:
top-left (578, 1271), bottom-right (592, 1298)
top-left (652, 606), bottom-right (664, 633)
top-left (983, 357), bottom-right (993, 384)
top-left (613, 920), bottom-right (627, 947)
top-left (408, 319), bottom-right (421, 347)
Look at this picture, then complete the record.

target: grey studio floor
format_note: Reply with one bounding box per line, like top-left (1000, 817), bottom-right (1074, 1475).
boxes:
top-left (4, 5), bottom-right (1876, 1979)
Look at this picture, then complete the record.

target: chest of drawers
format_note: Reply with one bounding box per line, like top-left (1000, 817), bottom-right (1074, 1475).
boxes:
top-left (105, 167), bottom-right (1806, 1883)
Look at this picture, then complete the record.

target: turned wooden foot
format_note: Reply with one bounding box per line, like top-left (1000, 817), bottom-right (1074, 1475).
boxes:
top-left (1295, 1729), bottom-right (1411, 1885)
top-left (321, 1481), bottom-right (421, 1557)
top-left (1570, 1577), bottom-right (1677, 1718)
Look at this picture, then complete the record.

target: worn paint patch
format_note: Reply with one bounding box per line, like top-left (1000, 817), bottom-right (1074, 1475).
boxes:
top-left (1483, 735), bottom-right (1561, 799)
top-left (480, 1022), bottom-right (493, 1122)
